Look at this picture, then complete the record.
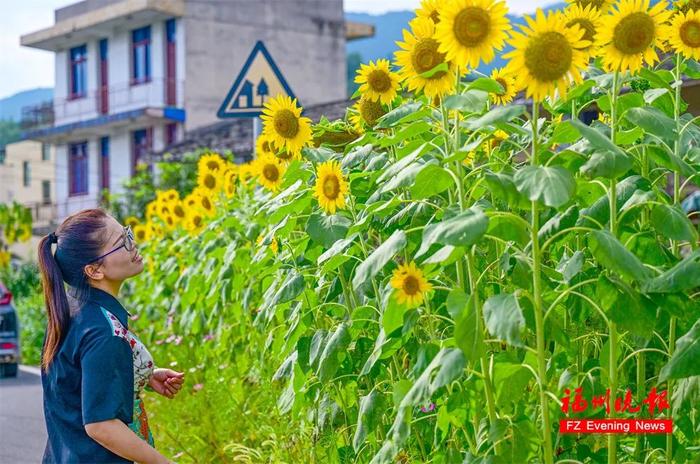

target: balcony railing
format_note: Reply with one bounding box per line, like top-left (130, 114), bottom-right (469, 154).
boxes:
top-left (20, 101), bottom-right (54, 131)
top-left (21, 78), bottom-right (183, 131)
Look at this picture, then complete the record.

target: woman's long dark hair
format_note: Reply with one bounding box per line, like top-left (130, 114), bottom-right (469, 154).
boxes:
top-left (38, 209), bottom-right (109, 372)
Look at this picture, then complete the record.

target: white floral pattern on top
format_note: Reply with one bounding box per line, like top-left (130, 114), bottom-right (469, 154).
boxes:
top-left (99, 307), bottom-right (156, 446)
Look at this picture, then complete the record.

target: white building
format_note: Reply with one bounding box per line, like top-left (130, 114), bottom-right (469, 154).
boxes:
top-left (20, 0), bottom-right (370, 221)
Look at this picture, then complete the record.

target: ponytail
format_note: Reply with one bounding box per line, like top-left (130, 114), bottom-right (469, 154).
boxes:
top-left (38, 234), bottom-right (70, 372)
top-left (37, 209), bottom-right (109, 372)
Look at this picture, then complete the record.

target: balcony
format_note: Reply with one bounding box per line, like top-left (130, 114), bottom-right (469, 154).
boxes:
top-left (20, 101), bottom-right (54, 131)
top-left (22, 78), bottom-right (185, 143)
top-left (20, 0), bottom-right (184, 51)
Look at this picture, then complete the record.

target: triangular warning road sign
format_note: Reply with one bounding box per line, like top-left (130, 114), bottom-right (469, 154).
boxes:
top-left (217, 41), bottom-right (297, 118)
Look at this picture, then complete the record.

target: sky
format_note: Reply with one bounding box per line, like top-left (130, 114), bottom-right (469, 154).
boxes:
top-left (0, 0), bottom-right (558, 100)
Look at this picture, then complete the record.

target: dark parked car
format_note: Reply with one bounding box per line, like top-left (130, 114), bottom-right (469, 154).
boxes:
top-left (0, 280), bottom-right (19, 377)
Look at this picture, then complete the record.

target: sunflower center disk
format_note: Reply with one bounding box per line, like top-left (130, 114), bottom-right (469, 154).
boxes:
top-left (193, 216), bottom-right (202, 227)
top-left (453, 7), bottom-right (491, 47)
top-left (204, 174), bottom-right (216, 189)
top-left (681, 20), bottom-right (700, 47)
top-left (360, 99), bottom-right (385, 125)
top-left (263, 164), bottom-right (280, 182)
top-left (322, 176), bottom-right (340, 200)
top-left (202, 197), bottom-right (212, 210)
top-left (412, 38), bottom-right (448, 78)
top-left (174, 205), bottom-right (185, 218)
top-left (525, 31), bottom-right (573, 82)
top-left (613, 12), bottom-right (655, 54)
top-left (262, 141), bottom-right (272, 153)
top-left (368, 70), bottom-right (392, 92)
top-left (402, 276), bottom-right (420, 295)
top-left (567, 18), bottom-right (596, 44)
top-left (274, 109), bottom-right (300, 139)
top-left (495, 77), bottom-right (507, 96)
top-left (206, 161), bottom-right (219, 170)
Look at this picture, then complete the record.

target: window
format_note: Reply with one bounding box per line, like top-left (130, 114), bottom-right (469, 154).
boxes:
top-left (99, 39), bottom-right (109, 114)
top-left (165, 19), bottom-right (177, 105)
top-left (69, 141), bottom-right (88, 196)
top-left (165, 123), bottom-right (177, 146)
top-left (69, 44), bottom-right (87, 99)
top-left (42, 180), bottom-right (51, 205)
top-left (23, 161), bottom-right (31, 187)
top-left (42, 143), bottom-right (50, 161)
top-left (131, 26), bottom-right (151, 84)
top-left (100, 136), bottom-right (110, 191)
top-left (132, 128), bottom-right (152, 175)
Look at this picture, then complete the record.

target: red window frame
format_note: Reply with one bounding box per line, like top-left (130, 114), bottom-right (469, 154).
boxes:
top-left (68, 141), bottom-right (89, 196)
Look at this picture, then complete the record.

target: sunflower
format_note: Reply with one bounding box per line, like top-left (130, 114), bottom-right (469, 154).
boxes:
top-left (223, 169), bottom-right (237, 199)
top-left (564, 3), bottom-right (604, 52)
top-left (146, 201), bottom-right (158, 221)
top-left (313, 160), bottom-right (349, 214)
top-left (256, 134), bottom-right (277, 157)
top-left (660, 8), bottom-right (700, 59)
top-left (489, 68), bottom-right (518, 105)
top-left (349, 97), bottom-right (387, 132)
top-left (163, 189), bottom-right (180, 202)
top-left (238, 162), bottom-right (255, 183)
top-left (354, 59), bottom-right (401, 104)
top-left (261, 95), bottom-right (313, 157)
top-left (253, 152), bottom-right (286, 192)
top-left (184, 210), bottom-right (206, 235)
top-left (416, 0), bottom-right (447, 24)
top-left (171, 200), bottom-right (187, 223)
top-left (434, 0), bottom-right (511, 69)
top-left (275, 146), bottom-right (302, 163)
top-left (162, 213), bottom-right (176, 230)
top-left (17, 224), bottom-right (32, 242)
top-left (133, 224), bottom-right (151, 242)
top-left (256, 234), bottom-right (279, 254)
top-left (198, 153), bottom-right (225, 173)
top-left (191, 187), bottom-right (216, 217)
top-left (390, 261), bottom-right (433, 308)
top-left (124, 216), bottom-right (140, 228)
top-left (395, 17), bottom-right (458, 99)
top-left (504, 9), bottom-right (591, 102)
top-left (567, 0), bottom-right (613, 11)
top-left (183, 194), bottom-right (198, 210)
top-left (197, 166), bottom-right (223, 194)
top-left (596, 0), bottom-right (672, 74)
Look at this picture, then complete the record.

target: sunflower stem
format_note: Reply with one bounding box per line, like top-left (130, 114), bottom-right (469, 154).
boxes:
top-left (666, 52), bottom-right (684, 464)
top-left (530, 102), bottom-right (555, 464)
top-left (608, 70), bottom-right (620, 464)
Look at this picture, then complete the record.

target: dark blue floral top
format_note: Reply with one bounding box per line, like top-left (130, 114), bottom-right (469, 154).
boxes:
top-left (41, 287), bottom-right (155, 463)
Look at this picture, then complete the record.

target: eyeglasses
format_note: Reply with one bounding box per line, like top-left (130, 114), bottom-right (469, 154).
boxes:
top-left (88, 226), bottom-right (135, 264)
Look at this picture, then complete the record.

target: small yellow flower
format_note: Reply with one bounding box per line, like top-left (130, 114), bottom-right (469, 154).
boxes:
top-left (390, 261), bottom-right (433, 308)
top-left (660, 8), bottom-right (700, 59)
top-left (198, 153), bottom-right (225, 173)
top-left (313, 160), bottom-right (349, 214)
top-left (125, 216), bottom-right (140, 228)
top-left (354, 59), bottom-right (401, 105)
top-left (504, 8), bottom-right (591, 101)
top-left (197, 166), bottom-right (223, 194)
top-left (349, 97), bottom-right (387, 133)
top-left (435, 0), bottom-right (512, 69)
top-left (416, 0), bottom-right (447, 24)
top-left (489, 68), bottom-right (518, 105)
top-left (256, 234), bottom-right (279, 254)
top-left (596, 0), bottom-right (672, 74)
top-left (394, 17), bottom-right (458, 99)
top-left (253, 153), bottom-right (287, 192)
top-left (261, 95), bottom-right (313, 158)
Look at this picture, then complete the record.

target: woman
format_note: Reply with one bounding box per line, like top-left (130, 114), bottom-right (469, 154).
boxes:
top-left (38, 209), bottom-right (185, 463)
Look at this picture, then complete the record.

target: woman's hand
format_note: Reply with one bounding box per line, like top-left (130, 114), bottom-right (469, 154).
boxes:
top-left (148, 368), bottom-right (185, 399)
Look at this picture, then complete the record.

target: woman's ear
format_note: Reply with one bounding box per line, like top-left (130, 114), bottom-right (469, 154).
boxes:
top-left (84, 263), bottom-right (104, 281)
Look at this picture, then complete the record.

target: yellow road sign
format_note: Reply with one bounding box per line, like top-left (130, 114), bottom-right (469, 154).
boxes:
top-left (217, 41), bottom-right (297, 118)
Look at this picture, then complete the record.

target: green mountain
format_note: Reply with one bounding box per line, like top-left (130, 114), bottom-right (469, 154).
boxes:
top-left (0, 88), bottom-right (53, 122)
